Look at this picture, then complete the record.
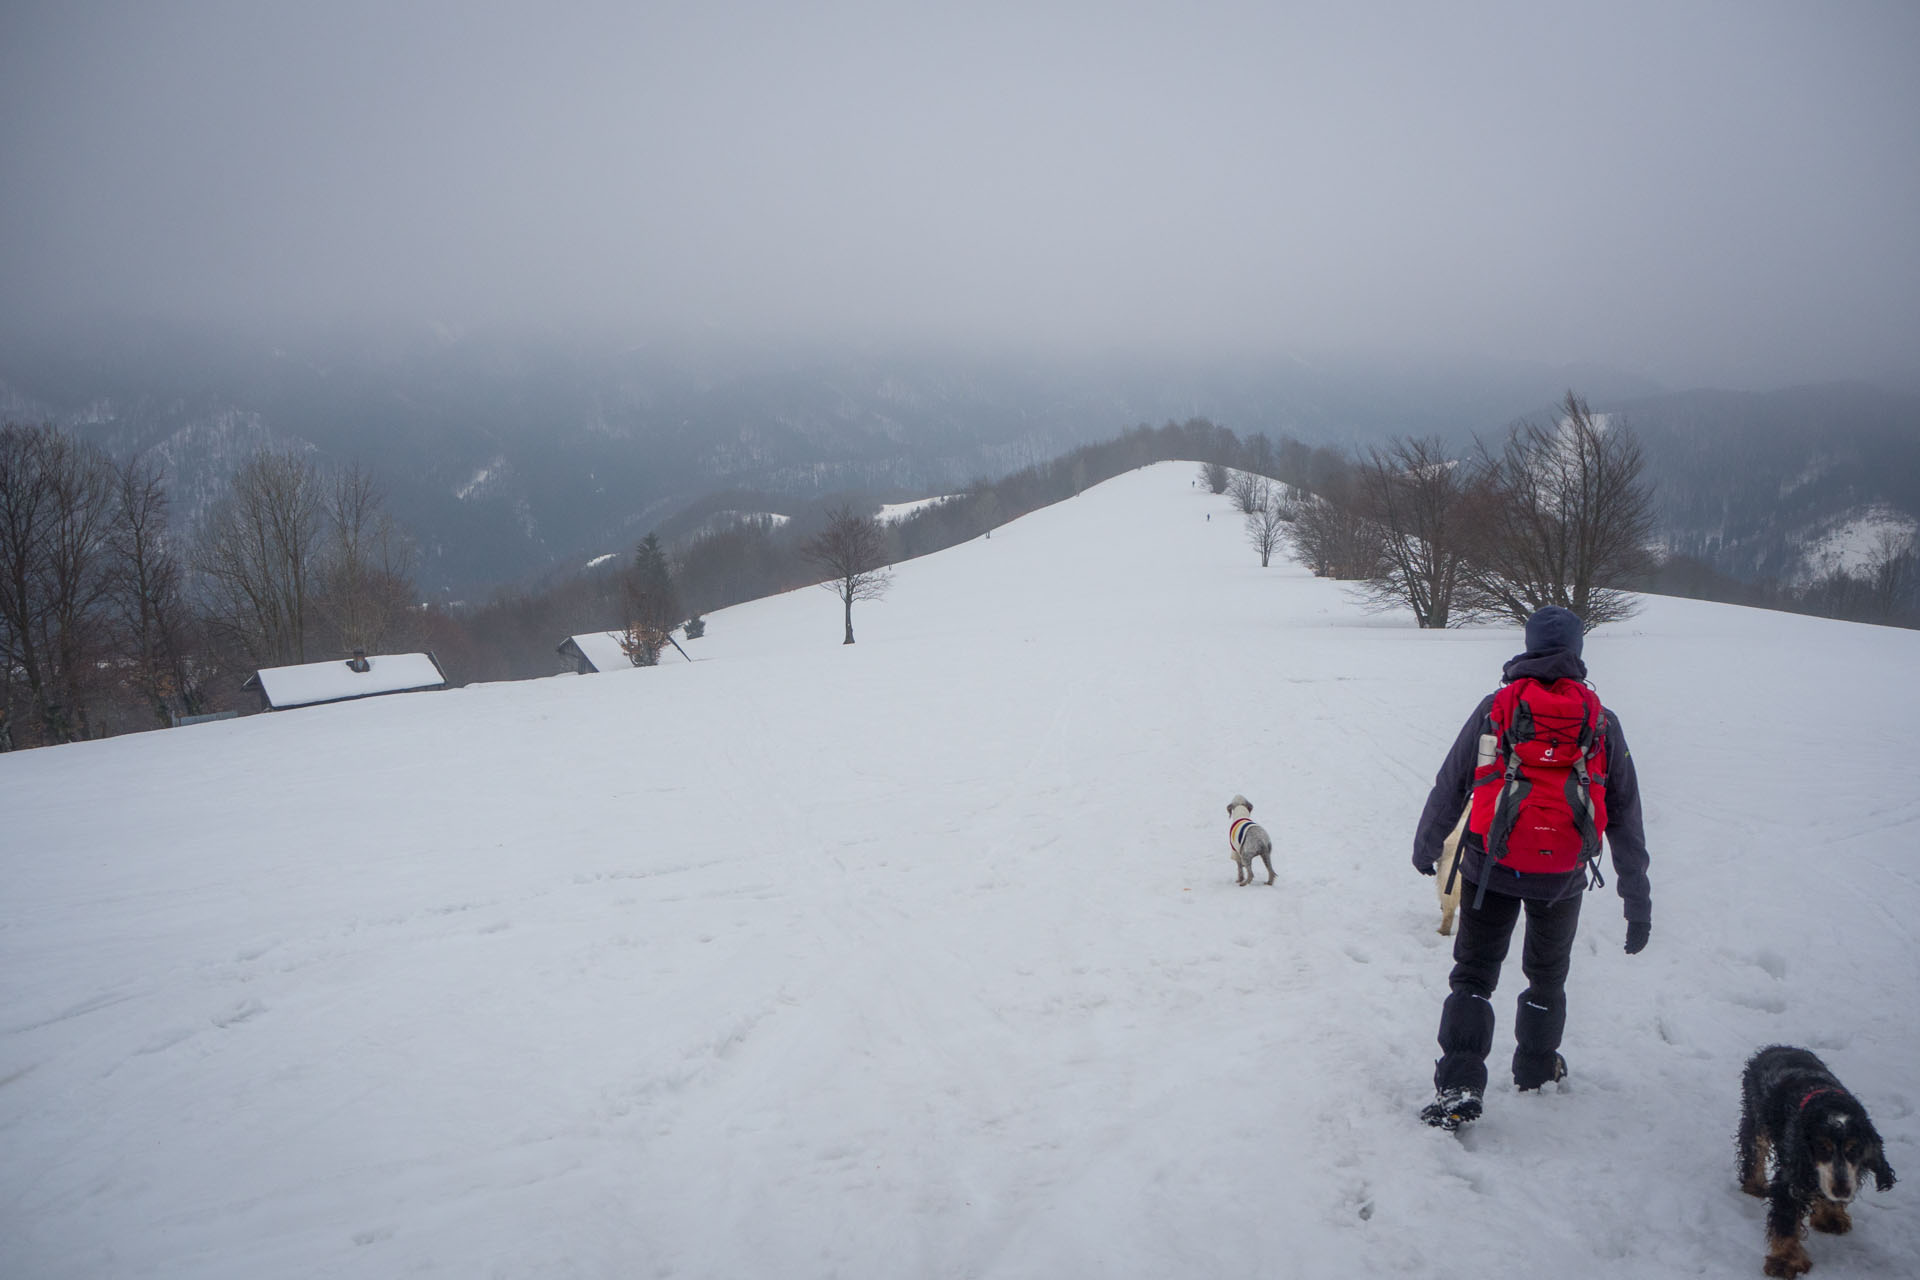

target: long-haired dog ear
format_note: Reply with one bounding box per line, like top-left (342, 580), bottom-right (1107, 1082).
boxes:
top-left (1872, 1152), bottom-right (1897, 1192)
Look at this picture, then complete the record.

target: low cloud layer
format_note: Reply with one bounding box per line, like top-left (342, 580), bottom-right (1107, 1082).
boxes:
top-left (4, 2), bottom-right (1917, 387)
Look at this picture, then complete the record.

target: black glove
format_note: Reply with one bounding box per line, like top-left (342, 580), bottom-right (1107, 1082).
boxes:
top-left (1418, 863), bottom-right (1437, 877)
top-left (1624, 921), bottom-right (1650, 955)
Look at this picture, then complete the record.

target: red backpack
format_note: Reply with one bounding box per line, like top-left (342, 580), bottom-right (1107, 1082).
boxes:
top-left (1467, 677), bottom-right (1609, 890)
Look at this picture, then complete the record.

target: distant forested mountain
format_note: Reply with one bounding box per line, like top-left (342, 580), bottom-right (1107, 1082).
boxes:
top-left (0, 324), bottom-right (1671, 594)
top-left (38, 326), bottom-right (1920, 599)
top-left (1604, 384), bottom-right (1920, 583)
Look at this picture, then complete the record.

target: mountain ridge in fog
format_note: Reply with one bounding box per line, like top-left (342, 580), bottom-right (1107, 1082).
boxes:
top-left (0, 325), bottom-right (1671, 591)
top-left (3, 325), bottom-right (1914, 597)
top-left (1621, 382), bottom-right (1920, 582)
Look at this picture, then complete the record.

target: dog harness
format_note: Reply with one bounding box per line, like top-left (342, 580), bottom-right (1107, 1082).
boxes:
top-left (1228, 816), bottom-right (1256, 853)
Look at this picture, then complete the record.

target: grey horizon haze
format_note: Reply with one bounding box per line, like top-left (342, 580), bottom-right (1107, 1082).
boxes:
top-left (3, 1), bottom-right (1917, 390)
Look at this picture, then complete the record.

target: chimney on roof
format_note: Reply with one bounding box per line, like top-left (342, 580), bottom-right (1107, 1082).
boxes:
top-left (347, 649), bottom-right (370, 673)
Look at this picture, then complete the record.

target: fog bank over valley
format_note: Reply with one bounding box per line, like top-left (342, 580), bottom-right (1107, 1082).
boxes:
top-left (3, 3), bottom-right (1917, 390)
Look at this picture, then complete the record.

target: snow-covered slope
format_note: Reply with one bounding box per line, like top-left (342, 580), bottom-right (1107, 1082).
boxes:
top-left (2, 463), bottom-right (1914, 1279)
top-left (1799, 504), bottom-right (1918, 580)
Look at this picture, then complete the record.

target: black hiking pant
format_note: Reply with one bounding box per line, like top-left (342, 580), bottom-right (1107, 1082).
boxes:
top-left (1433, 881), bottom-right (1583, 1094)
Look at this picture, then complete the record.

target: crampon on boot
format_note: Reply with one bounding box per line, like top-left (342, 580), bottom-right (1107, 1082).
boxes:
top-left (1420, 1087), bottom-right (1482, 1131)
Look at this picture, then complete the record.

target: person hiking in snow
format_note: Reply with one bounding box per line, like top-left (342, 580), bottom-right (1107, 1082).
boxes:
top-left (1411, 605), bottom-right (1652, 1130)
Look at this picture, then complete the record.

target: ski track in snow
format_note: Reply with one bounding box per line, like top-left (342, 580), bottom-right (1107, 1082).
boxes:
top-left (2, 463), bottom-right (1916, 1279)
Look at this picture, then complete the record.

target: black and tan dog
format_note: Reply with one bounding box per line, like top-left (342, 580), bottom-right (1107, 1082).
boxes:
top-left (1225, 795), bottom-right (1274, 886)
top-left (1738, 1045), bottom-right (1897, 1277)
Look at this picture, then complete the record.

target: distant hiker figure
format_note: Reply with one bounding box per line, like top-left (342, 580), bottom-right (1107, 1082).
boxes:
top-left (1410, 606), bottom-right (1652, 1130)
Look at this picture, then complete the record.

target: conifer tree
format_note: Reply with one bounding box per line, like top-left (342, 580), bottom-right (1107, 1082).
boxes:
top-left (622, 533), bottom-right (681, 664)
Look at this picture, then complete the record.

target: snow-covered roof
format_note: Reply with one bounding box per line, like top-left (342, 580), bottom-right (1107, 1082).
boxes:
top-left (246, 653), bottom-right (448, 709)
top-left (560, 631), bottom-right (637, 673)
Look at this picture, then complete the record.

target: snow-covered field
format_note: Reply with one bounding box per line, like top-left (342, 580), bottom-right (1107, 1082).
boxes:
top-left (3, 463), bottom-right (1915, 1279)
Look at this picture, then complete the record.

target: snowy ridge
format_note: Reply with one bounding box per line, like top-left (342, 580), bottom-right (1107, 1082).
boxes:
top-left (1, 463), bottom-right (1915, 1278)
top-left (878, 495), bottom-right (958, 524)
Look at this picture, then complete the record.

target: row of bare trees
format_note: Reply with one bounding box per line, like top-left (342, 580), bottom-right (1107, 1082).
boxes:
top-left (0, 424), bottom-right (196, 744)
top-left (196, 451), bottom-right (418, 668)
top-left (1263, 392), bottom-right (1657, 632)
top-left (1, 422), bottom-right (418, 749)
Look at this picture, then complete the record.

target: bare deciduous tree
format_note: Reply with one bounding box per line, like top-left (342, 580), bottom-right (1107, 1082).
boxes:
top-left (1228, 468), bottom-right (1268, 515)
top-left (0, 426), bottom-right (61, 738)
top-left (108, 453), bottom-right (197, 725)
top-left (1863, 526), bottom-right (1917, 622)
top-left (972, 487), bottom-right (1003, 538)
top-left (1355, 436), bottom-right (1482, 628)
top-left (1198, 461), bottom-right (1229, 494)
top-left (802, 504), bottom-right (891, 644)
top-left (1463, 392), bottom-right (1656, 630)
top-left (0, 423), bottom-right (119, 743)
top-left (1283, 493), bottom-right (1384, 580)
top-left (319, 463), bottom-right (419, 657)
top-left (1243, 432), bottom-right (1278, 480)
top-left (1279, 452), bottom-right (1384, 580)
top-left (195, 448), bottom-right (327, 666)
top-left (1241, 475), bottom-right (1287, 567)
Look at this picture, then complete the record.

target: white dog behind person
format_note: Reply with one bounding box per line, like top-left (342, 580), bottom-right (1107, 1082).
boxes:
top-left (1410, 606), bottom-right (1653, 1131)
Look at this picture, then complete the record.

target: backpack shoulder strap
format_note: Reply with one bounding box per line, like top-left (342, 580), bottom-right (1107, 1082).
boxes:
top-left (1572, 682), bottom-right (1605, 757)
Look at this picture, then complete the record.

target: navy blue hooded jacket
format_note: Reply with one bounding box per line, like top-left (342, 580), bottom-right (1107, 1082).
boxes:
top-left (1411, 644), bottom-right (1652, 926)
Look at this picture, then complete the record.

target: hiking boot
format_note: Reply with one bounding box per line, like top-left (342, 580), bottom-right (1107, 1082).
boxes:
top-left (1516, 1052), bottom-right (1568, 1093)
top-left (1420, 1087), bottom-right (1483, 1131)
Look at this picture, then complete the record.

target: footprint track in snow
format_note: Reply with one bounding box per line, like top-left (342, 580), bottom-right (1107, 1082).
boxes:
top-left (212, 999), bottom-right (265, 1028)
top-left (1727, 991), bottom-right (1788, 1015)
top-left (135, 1027), bottom-right (197, 1055)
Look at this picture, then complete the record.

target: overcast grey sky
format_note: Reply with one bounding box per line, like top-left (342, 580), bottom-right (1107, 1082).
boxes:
top-left (3, 1), bottom-right (1917, 387)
